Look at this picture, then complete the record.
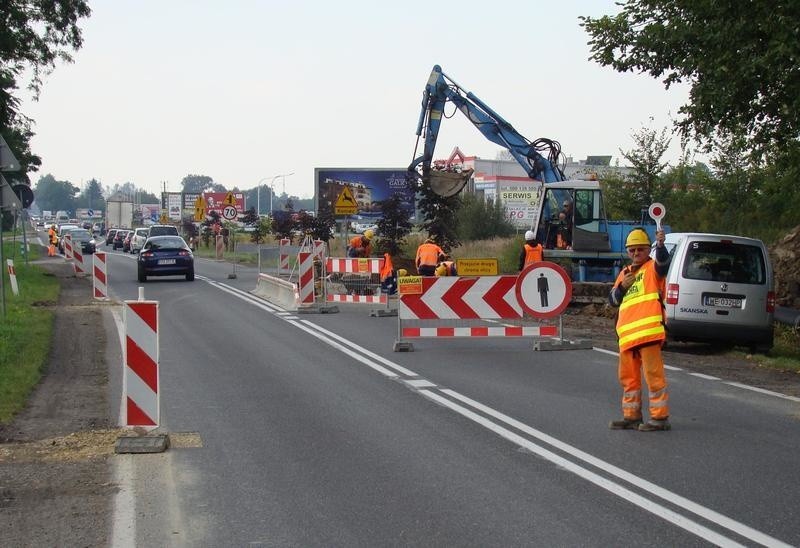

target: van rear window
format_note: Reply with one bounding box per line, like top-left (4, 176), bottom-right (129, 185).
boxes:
top-left (682, 241), bottom-right (766, 284)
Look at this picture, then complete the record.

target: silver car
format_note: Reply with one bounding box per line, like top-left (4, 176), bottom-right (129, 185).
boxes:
top-left (657, 232), bottom-right (775, 352)
top-left (130, 228), bottom-right (150, 254)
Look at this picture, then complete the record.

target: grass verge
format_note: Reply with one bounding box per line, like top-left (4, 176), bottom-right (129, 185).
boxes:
top-left (0, 240), bottom-right (59, 423)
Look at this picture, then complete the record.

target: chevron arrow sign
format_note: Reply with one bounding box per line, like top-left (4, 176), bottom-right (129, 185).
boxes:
top-left (399, 276), bottom-right (522, 320)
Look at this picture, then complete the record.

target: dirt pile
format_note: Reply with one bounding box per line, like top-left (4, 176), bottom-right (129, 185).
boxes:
top-left (770, 225), bottom-right (800, 308)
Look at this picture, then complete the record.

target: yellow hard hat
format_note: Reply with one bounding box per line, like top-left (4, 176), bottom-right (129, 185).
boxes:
top-left (397, 268), bottom-right (408, 277)
top-left (625, 228), bottom-right (651, 248)
top-left (363, 229), bottom-right (374, 240)
top-left (435, 264), bottom-right (448, 277)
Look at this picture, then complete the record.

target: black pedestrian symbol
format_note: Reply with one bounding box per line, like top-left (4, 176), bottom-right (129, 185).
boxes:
top-left (537, 273), bottom-right (549, 308)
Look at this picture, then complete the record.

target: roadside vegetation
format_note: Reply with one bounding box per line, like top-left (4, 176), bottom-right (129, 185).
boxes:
top-left (0, 241), bottom-right (58, 423)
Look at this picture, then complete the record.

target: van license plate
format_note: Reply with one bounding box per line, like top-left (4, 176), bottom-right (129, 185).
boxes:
top-left (158, 259), bottom-right (176, 265)
top-left (703, 296), bottom-right (742, 308)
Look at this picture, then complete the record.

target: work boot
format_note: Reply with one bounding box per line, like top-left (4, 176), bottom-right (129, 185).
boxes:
top-left (609, 417), bottom-right (642, 430)
top-left (638, 419), bottom-right (671, 432)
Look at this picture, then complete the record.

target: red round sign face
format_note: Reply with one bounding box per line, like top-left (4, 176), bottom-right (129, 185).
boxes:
top-left (515, 261), bottom-right (572, 319)
top-left (648, 202), bottom-right (666, 221)
top-left (651, 206), bottom-right (663, 216)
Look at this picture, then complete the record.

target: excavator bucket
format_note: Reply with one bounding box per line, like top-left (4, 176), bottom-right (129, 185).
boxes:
top-left (425, 168), bottom-right (474, 198)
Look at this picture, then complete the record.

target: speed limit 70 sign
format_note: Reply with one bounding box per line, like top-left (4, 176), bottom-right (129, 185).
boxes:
top-left (222, 205), bottom-right (237, 220)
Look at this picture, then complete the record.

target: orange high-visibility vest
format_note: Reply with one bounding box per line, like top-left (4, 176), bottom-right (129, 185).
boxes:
top-left (523, 243), bottom-right (543, 266)
top-left (416, 242), bottom-right (443, 267)
top-left (614, 259), bottom-right (665, 351)
top-left (380, 253), bottom-right (394, 281)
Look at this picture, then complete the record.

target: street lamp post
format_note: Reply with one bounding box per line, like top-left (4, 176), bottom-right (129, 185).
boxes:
top-left (269, 172), bottom-right (294, 214)
top-left (255, 172), bottom-right (293, 273)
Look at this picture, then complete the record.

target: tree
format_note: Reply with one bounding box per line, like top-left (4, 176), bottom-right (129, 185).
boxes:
top-left (375, 193), bottom-right (414, 257)
top-left (580, 2), bottom-right (800, 159)
top-left (1, 1), bottom-right (91, 175)
top-left (180, 174), bottom-right (215, 194)
top-left (601, 124), bottom-right (672, 221)
top-left (33, 174), bottom-right (79, 214)
top-left (408, 171), bottom-right (462, 253)
top-left (456, 193), bottom-right (515, 241)
top-left (75, 178), bottom-right (104, 209)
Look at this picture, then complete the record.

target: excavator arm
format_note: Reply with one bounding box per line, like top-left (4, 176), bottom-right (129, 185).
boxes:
top-left (410, 65), bottom-right (566, 196)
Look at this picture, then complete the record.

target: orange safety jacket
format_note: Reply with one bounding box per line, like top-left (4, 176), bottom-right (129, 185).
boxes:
top-left (379, 253), bottom-right (394, 281)
top-left (348, 235), bottom-right (372, 257)
top-left (613, 258), bottom-right (666, 351)
top-left (523, 243), bottom-right (543, 266)
top-left (416, 242), bottom-right (444, 268)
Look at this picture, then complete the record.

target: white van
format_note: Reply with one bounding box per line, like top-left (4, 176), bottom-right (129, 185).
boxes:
top-left (657, 232), bottom-right (775, 352)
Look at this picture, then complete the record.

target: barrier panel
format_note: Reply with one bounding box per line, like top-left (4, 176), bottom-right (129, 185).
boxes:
top-left (279, 238), bottom-right (291, 274)
top-left (394, 273), bottom-right (563, 352)
top-left (63, 234), bottom-right (73, 261)
top-left (325, 257), bottom-right (386, 305)
top-left (123, 300), bottom-right (160, 427)
top-left (73, 245), bottom-right (86, 277)
top-left (93, 252), bottom-right (108, 300)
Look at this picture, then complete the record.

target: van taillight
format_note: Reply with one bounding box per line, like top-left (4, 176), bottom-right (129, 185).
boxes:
top-left (666, 283), bottom-right (679, 304)
top-left (767, 291), bottom-right (775, 313)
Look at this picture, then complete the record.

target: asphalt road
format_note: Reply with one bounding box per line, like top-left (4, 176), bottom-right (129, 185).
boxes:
top-left (98, 245), bottom-right (799, 547)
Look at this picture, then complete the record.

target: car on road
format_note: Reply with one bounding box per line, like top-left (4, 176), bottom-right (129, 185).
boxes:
top-left (105, 228), bottom-right (118, 246)
top-left (63, 228), bottom-right (97, 255)
top-left (130, 228), bottom-right (149, 254)
top-left (112, 229), bottom-right (130, 250)
top-left (655, 232), bottom-right (775, 352)
top-left (122, 230), bottom-right (134, 253)
top-left (147, 224), bottom-right (179, 237)
top-left (137, 235), bottom-right (195, 282)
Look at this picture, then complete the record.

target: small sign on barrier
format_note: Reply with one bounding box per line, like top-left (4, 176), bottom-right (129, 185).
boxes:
top-left (398, 275), bottom-right (423, 295)
top-left (456, 258), bottom-right (499, 276)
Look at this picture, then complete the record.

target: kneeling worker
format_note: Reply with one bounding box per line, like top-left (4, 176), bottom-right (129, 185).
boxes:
top-left (416, 237), bottom-right (445, 276)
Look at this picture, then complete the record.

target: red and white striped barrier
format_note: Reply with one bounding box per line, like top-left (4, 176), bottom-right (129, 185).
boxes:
top-left (63, 234), bottom-right (73, 261)
top-left (313, 239), bottom-right (325, 260)
top-left (395, 271), bottom-right (565, 350)
top-left (6, 259), bottom-right (19, 296)
top-left (93, 252), bottom-right (108, 300)
top-left (325, 257), bottom-right (387, 305)
top-left (123, 300), bottom-right (160, 427)
top-left (279, 238), bottom-right (290, 274)
top-left (72, 245), bottom-right (86, 276)
top-left (297, 251), bottom-right (315, 306)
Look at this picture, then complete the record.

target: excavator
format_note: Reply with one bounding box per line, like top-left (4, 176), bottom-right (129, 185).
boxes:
top-left (408, 64), bottom-right (661, 282)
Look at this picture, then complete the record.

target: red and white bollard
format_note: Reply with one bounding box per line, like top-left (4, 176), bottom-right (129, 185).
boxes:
top-left (93, 252), bottom-right (108, 300)
top-left (123, 299), bottom-right (160, 427)
top-left (279, 238), bottom-right (290, 274)
top-left (73, 245), bottom-right (85, 276)
top-left (6, 259), bottom-right (19, 296)
top-left (297, 251), bottom-right (315, 306)
top-left (64, 234), bottom-right (73, 261)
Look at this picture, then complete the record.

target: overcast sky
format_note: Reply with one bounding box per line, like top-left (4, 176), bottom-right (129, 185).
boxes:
top-left (20, 0), bottom-right (694, 199)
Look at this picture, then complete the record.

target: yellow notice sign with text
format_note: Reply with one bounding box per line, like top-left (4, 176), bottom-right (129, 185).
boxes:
top-left (398, 276), bottom-right (423, 295)
top-left (456, 258), bottom-right (499, 276)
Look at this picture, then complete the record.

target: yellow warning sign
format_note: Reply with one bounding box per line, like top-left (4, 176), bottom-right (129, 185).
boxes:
top-left (398, 275), bottom-right (423, 295)
top-left (193, 195), bottom-right (206, 222)
top-left (223, 192), bottom-right (236, 206)
top-left (456, 258), bottom-right (499, 276)
top-left (334, 186), bottom-right (358, 215)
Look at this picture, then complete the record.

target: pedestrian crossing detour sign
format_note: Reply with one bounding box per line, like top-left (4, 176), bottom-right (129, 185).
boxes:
top-left (515, 261), bottom-right (572, 319)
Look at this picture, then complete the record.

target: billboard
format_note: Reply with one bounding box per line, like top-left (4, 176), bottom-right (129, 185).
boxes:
top-left (315, 168), bottom-right (416, 220)
top-left (203, 192), bottom-right (245, 216)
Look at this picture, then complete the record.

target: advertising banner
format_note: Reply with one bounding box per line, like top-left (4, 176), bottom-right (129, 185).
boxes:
top-left (203, 192), bottom-right (245, 216)
top-left (499, 183), bottom-right (544, 229)
top-left (315, 168), bottom-right (416, 220)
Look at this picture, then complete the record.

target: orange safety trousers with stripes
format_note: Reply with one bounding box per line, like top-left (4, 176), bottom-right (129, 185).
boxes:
top-left (618, 343), bottom-right (669, 420)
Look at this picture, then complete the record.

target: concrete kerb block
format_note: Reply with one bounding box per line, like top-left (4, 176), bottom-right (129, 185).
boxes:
top-left (533, 337), bottom-right (594, 351)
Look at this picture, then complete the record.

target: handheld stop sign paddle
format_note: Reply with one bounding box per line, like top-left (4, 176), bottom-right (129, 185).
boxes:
top-left (648, 202), bottom-right (666, 231)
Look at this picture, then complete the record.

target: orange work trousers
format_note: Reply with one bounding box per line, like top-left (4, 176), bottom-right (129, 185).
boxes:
top-left (618, 342), bottom-right (669, 420)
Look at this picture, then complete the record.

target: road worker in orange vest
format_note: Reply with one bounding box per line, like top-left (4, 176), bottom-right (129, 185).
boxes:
top-left (518, 230), bottom-right (543, 271)
top-left (609, 227), bottom-right (671, 432)
top-left (47, 224), bottom-right (58, 256)
top-left (379, 252), bottom-right (397, 295)
top-left (348, 229), bottom-right (374, 258)
top-left (415, 237), bottom-right (445, 276)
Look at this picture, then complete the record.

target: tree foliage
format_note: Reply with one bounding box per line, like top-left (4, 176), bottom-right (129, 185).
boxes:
top-left (580, 2), bottom-right (800, 159)
top-left (32, 173), bottom-right (79, 213)
top-left (1, 0), bottom-right (91, 174)
top-left (180, 174), bottom-right (216, 194)
top-left (602, 124), bottom-right (673, 220)
top-left (455, 193), bottom-right (515, 241)
top-left (374, 193), bottom-right (413, 257)
top-left (407, 171), bottom-right (461, 253)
